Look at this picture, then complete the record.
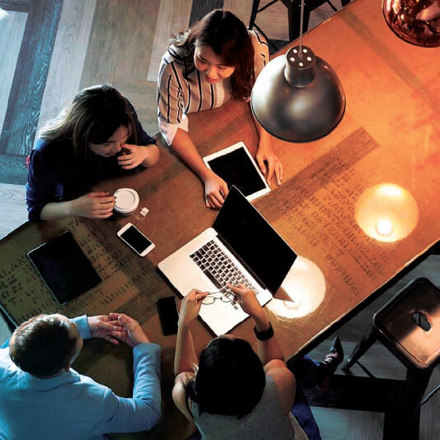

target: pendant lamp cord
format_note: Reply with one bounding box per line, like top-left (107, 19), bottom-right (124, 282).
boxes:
top-left (299, 0), bottom-right (305, 57)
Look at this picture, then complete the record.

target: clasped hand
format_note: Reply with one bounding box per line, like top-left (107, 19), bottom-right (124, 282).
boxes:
top-left (88, 313), bottom-right (150, 348)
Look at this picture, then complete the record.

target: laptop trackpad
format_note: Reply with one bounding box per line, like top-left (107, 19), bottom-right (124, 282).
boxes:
top-left (181, 275), bottom-right (216, 297)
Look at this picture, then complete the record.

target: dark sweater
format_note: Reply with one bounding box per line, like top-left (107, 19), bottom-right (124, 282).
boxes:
top-left (26, 103), bottom-right (155, 221)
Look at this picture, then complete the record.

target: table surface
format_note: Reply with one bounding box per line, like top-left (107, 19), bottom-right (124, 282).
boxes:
top-left (2, 0), bottom-right (440, 438)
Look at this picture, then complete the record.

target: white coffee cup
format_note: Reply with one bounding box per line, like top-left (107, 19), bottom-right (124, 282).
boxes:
top-left (113, 188), bottom-right (139, 215)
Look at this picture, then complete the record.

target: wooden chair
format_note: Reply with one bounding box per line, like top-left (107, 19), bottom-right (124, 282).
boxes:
top-left (249, 0), bottom-right (351, 46)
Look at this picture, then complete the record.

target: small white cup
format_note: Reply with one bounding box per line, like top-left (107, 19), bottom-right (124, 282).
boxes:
top-left (113, 188), bottom-right (139, 215)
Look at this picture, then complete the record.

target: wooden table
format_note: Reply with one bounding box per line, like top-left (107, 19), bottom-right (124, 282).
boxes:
top-left (1, 0), bottom-right (440, 438)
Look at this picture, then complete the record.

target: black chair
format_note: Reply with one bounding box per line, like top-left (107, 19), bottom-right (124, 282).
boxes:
top-left (342, 277), bottom-right (440, 438)
top-left (249, 0), bottom-right (350, 50)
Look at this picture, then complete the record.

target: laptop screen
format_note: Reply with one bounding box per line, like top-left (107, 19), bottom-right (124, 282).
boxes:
top-left (213, 186), bottom-right (297, 293)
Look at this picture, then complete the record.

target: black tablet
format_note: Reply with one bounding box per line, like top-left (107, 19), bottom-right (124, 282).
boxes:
top-left (203, 142), bottom-right (270, 201)
top-left (27, 231), bottom-right (101, 305)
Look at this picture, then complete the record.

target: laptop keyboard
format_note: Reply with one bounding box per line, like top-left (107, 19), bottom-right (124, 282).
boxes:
top-left (190, 240), bottom-right (258, 309)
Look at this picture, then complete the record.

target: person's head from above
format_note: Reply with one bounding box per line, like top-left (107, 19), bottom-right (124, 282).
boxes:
top-left (9, 314), bottom-right (82, 378)
top-left (185, 334), bottom-right (266, 418)
top-left (40, 84), bottom-right (137, 158)
top-left (174, 9), bottom-right (255, 99)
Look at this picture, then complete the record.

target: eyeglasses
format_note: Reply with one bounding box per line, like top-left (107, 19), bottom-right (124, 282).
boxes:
top-left (202, 290), bottom-right (236, 305)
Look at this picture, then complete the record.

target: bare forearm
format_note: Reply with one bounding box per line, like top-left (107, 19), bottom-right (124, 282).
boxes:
top-left (139, 144), bottom-right (160, 167)
top-left (253, 114), bottom-right (271, 149)
top-left (174, 322), bottom-right (198, 375)
top-left (40, 201), bottom-right (74, 220)
top-left (171, 129), bottom-right (211, 181)
top-left (252, 112), bottom-right (282, 185)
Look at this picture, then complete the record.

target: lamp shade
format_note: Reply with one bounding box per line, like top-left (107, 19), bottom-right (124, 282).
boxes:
top-left (251, 45), bottom-right (346, 142)
top-left (383, 0), bottom-right (440, 47)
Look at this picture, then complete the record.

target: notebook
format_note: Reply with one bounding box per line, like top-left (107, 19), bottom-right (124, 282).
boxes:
top-left (27, 231), bottom-right (101, 305)
top-left (203, 141), bottom-right (270, 201)
top-left (158, 186), bottom-right (297, 335)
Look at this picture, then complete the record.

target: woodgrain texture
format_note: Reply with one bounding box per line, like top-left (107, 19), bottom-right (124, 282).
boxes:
top-left (189, 0), bottom-right (223, 25)
top-left (0, 183), bottom-right (26, 240)
top-left (146, 0), bottom-right (194, 82)
top-left (243, 0), bottom-right (346, 41)
top-left (117, 78), bottom-right (159, 137)
top-left (0, 154), bottom-right (27, 185)
top-left (0, 0), bottom-right (30, 12)
top-left (79, 0), bottom-right (160, 135)
top-left (223, 0), bottom-right (253, 24)
top-left (0, 9), bottom-right (27, 136)
top-left (0, 0), bottom-right (63, 156)
top-left (311, 407), bottom-right (384, 440)
top-left (35, 0), bottom-right (97, 146)
top-left (80, 0), bottom-right (159, 86)
top-left (1, 1), bottom-right (440, 438)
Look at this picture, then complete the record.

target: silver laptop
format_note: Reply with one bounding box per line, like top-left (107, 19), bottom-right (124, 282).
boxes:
top-left (158, 186), bottom-right (297, 335)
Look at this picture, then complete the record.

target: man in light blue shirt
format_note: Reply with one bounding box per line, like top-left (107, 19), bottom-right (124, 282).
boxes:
top-left (0, 312), bottom-right (161, 439)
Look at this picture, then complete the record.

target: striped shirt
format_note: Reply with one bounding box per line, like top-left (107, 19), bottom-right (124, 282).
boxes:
top-left (157, 30), bottom-right (269, 145)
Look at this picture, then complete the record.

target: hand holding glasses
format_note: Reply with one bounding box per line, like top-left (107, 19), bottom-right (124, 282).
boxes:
top-left (201, 285), bottom-right (263, 323)
top-left (202, 289), bottom-right (237, 305)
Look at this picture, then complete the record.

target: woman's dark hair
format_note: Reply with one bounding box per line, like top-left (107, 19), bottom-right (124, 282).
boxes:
top-left (40, 84), bottom-right (137, 157)
top-left (170, 9), bottom-right (255, 99)
top-left (185, 337), bottom-right (266, 418)
top-left (9, 314), bottom-right (78, 378)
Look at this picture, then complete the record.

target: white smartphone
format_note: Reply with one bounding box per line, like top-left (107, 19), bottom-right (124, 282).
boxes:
top-left (117, 223), bottom-right (155, 257)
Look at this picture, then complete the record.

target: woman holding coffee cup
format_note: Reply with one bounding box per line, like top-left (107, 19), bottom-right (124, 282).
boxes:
top-left (26, 85), bottom-right (159, 221)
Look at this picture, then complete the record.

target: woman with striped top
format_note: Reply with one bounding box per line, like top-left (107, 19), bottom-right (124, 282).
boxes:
top-left (157, 9), bottom-right (283, 209)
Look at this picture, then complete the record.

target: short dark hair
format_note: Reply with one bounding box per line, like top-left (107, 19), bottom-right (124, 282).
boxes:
top-left (170, 9), bottom-right (255, 100)
top-left (10, 314), bottom-right (78, 378)
top-left (185, 337), bottom-right (266, 418)
top-left (40, 84), bottom-right (137, 157)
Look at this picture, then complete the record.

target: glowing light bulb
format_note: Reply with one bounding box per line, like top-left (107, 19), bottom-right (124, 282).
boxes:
top-left (355, 183), bottom-right (418, 242)
top-left (376, 218), bottom-right (393, 236)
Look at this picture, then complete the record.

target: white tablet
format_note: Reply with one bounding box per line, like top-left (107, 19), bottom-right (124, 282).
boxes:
top-left (203, 141), bottom-right (270, 201)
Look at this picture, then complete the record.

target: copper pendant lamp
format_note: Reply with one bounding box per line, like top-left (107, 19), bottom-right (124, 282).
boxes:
top-left (383, 0), bottom-right (440, 47)
top-left (251, 0), bottom-right (346, 142)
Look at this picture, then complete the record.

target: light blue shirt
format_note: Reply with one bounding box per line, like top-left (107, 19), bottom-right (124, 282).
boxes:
top-left (0, 315), bottom-right (162, 440)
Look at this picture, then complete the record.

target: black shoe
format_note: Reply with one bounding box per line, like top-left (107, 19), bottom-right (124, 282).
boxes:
top-left (317, 336), bottom-right (344, 390)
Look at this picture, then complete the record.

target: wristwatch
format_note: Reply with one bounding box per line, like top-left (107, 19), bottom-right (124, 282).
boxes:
top-left (254, 322), bottom-right (274, 341)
